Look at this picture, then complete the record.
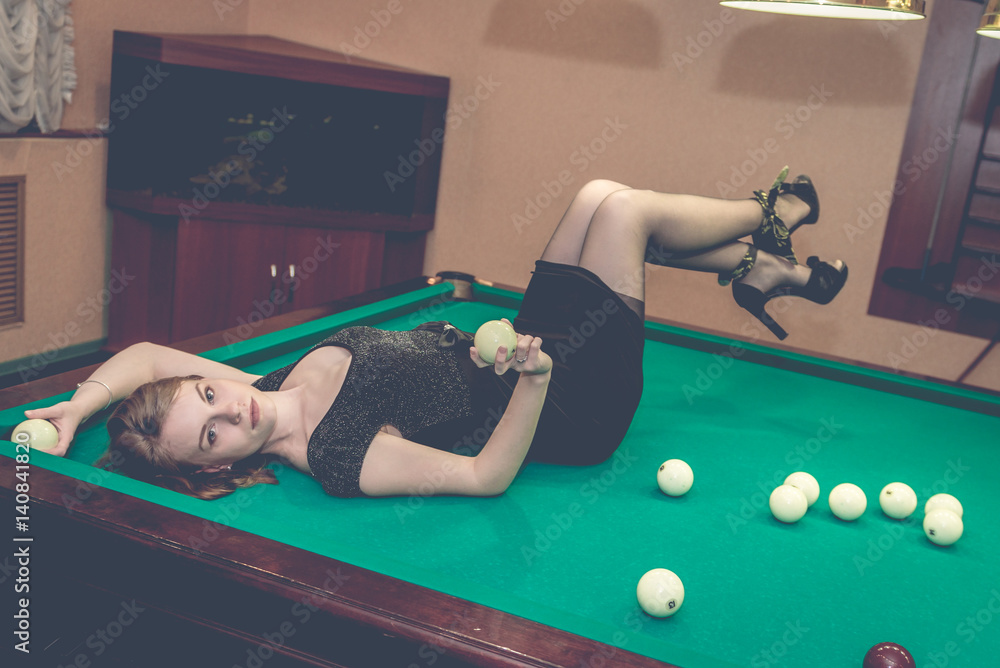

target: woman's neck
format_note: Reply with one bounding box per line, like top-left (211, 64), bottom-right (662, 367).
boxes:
top-left (259, 385), bottom-right (308, 462)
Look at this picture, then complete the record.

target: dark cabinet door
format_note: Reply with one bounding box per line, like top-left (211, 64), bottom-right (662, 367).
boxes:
top-left (172, 220), bottom-right (285, 341)
top-left (280, 227), bottom-right (385, 312)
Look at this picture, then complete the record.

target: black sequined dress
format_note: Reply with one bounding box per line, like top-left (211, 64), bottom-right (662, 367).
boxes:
top-left (252, 261), bottom-right (644, 497)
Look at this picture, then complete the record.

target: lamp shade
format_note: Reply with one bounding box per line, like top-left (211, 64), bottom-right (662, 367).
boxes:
top-left (719, 0), bottom-right (925, 20)
top-left (979, 0), bottom-right (1000, 39)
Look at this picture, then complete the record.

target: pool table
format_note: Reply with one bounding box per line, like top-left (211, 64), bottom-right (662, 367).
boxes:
top-left (2, 276), bottom-right (1000, 668)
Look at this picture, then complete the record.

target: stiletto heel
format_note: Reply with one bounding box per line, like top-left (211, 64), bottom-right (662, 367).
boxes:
top-left (723, 248), bottom-right (848, 341)
top-left (732, 282), bottom-right (789, 340)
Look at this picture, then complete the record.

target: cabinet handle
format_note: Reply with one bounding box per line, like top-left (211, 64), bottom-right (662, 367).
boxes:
top-left (288, 264), bottom-right (296, 304)
top-left (270, 264), bottom-right (278, 278)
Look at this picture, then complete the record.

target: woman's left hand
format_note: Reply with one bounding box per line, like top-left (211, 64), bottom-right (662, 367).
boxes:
top-left (470, 319), bottom-right (552, 376)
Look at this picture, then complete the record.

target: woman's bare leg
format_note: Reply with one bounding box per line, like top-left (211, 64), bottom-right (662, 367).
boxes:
top-left (540, 180), bottom-right (632, 265)
top-left (547, 184), bottom-right (815, 302)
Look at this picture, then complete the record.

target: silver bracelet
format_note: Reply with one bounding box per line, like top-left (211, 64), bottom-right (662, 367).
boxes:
top-left (77, 379), bottom-right (114, 410)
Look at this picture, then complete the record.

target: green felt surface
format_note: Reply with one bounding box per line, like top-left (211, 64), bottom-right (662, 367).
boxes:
top-left (3, 285), bottom-right (1000, 667)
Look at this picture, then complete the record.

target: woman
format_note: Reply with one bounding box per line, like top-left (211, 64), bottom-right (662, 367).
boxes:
top-left (25, 170), bottom-right (846, 500)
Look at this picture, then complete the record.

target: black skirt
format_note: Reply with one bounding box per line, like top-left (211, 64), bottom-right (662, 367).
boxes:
top-left (501, 260), bottom-right (645, 465)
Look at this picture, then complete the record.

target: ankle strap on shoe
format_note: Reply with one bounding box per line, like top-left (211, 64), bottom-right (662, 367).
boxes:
top-left (718, 245), bottom-right (758, 286)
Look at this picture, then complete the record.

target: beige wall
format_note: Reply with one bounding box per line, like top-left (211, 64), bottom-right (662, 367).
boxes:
top-left (247, 0), bottom-right (999, 391)
top-left (3, 0), bottom-right (998, 391)
top-left (0, 0), bottom-right (250, 381)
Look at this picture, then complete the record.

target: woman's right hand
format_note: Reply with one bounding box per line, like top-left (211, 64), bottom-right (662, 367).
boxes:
top-left (20, 402), bottom-right (86, 457)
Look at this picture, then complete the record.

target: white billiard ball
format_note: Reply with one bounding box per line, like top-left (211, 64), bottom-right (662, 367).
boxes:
top-left (925, 493), bottom-right (963, 519)
top-left (11, 419), bottom-right (59, 451)
top-left (923, 508), bottom-right (964, 546)
top-left (784, 471), bottom-right (820, 507)
top-left (636, 568), bottom-right (685, 617)
top-left (474, 320), bottom-right (517, 364)
top-left (657, 459), bottom-right (693, 497)
top-left (769, 484), bottom-right (808, 523)
top-left (879, 482), bottom-right (918, 520)
top-left (829, 483), bottom-right (867, 521)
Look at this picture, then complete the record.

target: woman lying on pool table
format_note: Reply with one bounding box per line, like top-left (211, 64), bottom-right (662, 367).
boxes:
top-left (26, 170), bottom-right (847, 500)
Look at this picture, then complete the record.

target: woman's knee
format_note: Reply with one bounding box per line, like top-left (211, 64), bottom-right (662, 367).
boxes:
top-left (576, 179), bottom-right (630, 205)
top-left (591, 187), bottom-right (643, 232)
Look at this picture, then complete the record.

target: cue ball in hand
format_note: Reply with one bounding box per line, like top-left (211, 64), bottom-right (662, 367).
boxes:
top-left (657, 459), bottom-right (693, 496)
top-left (923, 509), bottom-right (963, 546)
top-left (879, 482), bottom-right (917, 520)
top-left (925, 493), bottom-right (963, 518)
top-left (769, 484), bottom-right (808, 523)
top-left (862, 641), bottom-right (915, 668)
top-left (636, 568), bottom-right (684, 617)
top-left (828, 483), bottom-right (867, 521)
top-left (784, 471), bottom-right (819, 506)
top-left (11, 419), bottom-right (59, 450)
top-left (474, 320), bottom-right (517, 364)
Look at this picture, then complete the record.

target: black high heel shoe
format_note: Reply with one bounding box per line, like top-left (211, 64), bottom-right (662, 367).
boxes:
top-left (731, 256), bottom-right (849, 340)
top-left (752, 167), bottom-right (820, 264)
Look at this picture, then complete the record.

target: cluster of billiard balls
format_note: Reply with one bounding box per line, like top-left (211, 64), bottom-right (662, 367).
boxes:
top-left (637, 460), bottom-right (950, 666)
top-left (768, 473), bottom-right (964, 546)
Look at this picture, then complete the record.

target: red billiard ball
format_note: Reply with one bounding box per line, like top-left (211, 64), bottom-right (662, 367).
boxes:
top-left (863, 642), bottom-right (915, 668)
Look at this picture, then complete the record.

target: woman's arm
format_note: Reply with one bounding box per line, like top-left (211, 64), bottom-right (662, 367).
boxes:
top-left (22, 342), bottom-right (259, 456)
top-left (360, 371), bottom-right (550, 497)
top-left (359, 331), bottom-right (552, 497)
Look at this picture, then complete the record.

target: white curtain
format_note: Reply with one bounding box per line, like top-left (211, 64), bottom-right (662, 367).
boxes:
top-left (0, 0), bottom-right (76, 133)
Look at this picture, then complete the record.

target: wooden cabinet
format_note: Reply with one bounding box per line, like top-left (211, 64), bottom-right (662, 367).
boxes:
top-left (108, 210), bottom-right (387, 347)
top-left (104, 31), bottom-right (449, 350)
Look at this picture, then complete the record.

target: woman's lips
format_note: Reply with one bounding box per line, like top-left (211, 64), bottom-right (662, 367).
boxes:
top-left (250, 398), bottom-right (258, 429)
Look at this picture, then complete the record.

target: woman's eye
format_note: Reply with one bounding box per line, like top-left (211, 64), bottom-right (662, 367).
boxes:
top-left (206, 388), bottom-right (214, 404)
top-left (208, 425), bottom-right (217, 445)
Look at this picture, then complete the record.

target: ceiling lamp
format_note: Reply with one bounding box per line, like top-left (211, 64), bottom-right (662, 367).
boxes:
top-left (719, 1), bottom-right (925, 21)
top-left (979, 0), bottom-right (1000, 39)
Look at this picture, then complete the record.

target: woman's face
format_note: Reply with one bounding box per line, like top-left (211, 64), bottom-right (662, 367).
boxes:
top-left (159, 379), bottom-right (274, 470)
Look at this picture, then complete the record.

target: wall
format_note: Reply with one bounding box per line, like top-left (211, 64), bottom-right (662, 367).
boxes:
top-left (0, 0), bottom-right (250, 384)
top-left (3, 0), bottom-right (997, 392)
top-left (247, 0), bottom-right (999, 392)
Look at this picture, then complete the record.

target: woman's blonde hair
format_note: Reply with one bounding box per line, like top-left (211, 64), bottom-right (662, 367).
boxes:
top-left (97, 375), bottom-right (278, 500)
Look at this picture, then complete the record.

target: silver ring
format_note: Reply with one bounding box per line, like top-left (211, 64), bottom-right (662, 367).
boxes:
top-left (516, 357), bottom-right (527, 363)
